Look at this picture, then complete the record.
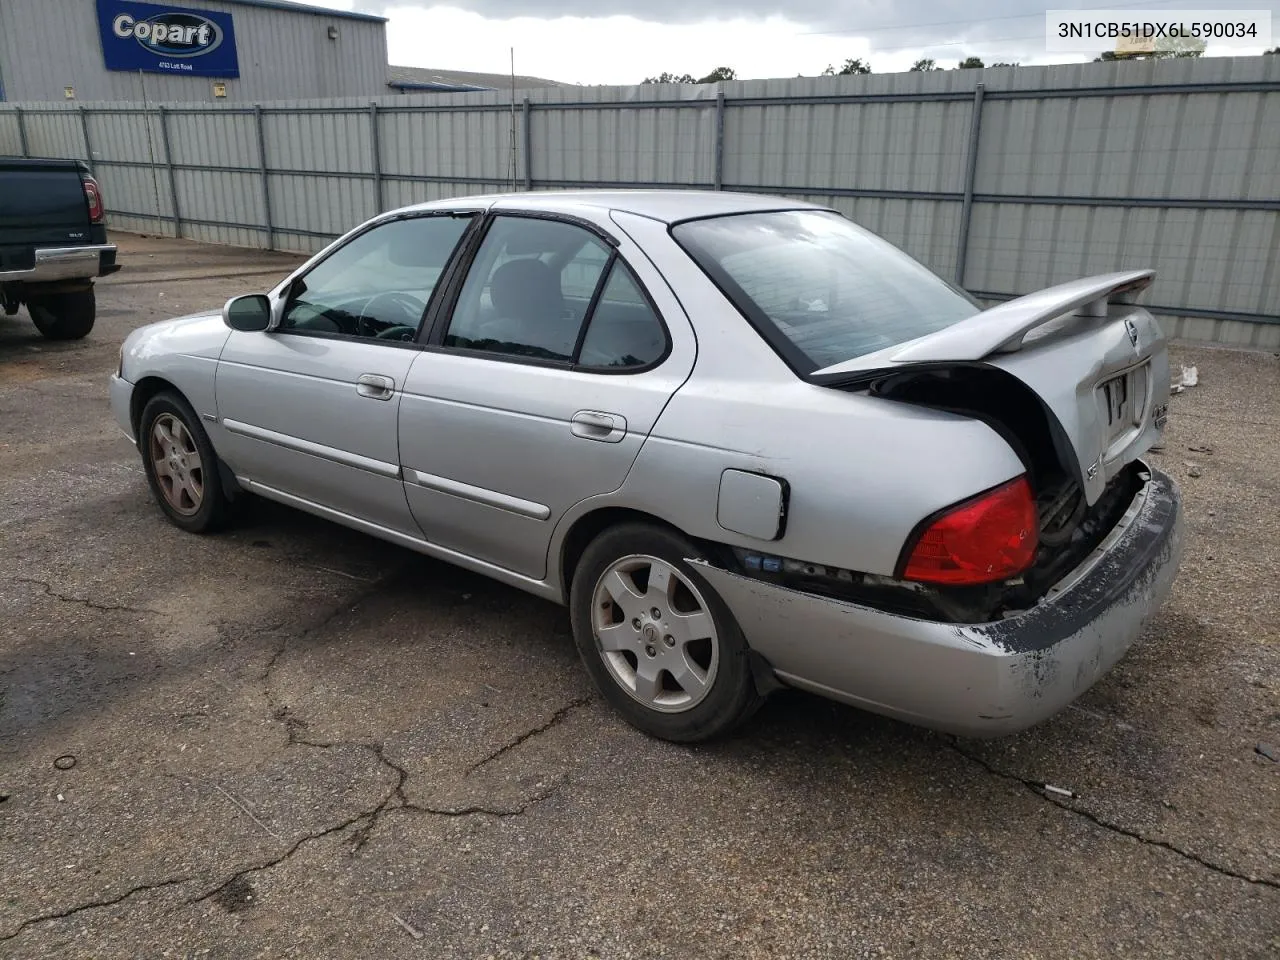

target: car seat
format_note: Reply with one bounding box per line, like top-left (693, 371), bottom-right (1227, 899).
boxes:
top-left (485, 258), bottom-right (577, 358)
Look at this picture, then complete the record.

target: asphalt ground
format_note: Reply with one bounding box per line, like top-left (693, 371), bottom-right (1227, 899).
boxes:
top-left (1, 232), bottom-right (1277, 959)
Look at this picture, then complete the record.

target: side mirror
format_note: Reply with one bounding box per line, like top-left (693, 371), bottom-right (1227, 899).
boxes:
top-left (222, 294), bottom-right (272, 332)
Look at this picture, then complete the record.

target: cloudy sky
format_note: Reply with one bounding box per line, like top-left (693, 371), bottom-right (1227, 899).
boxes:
top-left (322, 0), bottom-right (1279, 85)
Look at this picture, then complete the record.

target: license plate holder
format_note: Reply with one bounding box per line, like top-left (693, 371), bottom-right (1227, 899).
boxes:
top-left (1102, 375), bottom-right (1129, 426)
top-left (1099, 363), bottom-right (1149, 445)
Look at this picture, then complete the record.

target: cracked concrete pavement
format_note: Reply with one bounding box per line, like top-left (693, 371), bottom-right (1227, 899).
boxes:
top-left (1, 233), bottom-right (1278, 959)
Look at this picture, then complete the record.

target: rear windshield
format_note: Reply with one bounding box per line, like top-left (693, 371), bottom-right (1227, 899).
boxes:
top-left (672, 209), bottom-right (981, 373)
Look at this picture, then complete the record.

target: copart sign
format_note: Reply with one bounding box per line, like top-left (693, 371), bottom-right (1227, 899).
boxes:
top-left (96, 0), bottom-right (240, 77)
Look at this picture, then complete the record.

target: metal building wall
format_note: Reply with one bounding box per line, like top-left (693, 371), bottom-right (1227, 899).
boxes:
top-left (0, 0), bottom-right (387, 104)
top-left (1, 55), bottom-right (1276, 347)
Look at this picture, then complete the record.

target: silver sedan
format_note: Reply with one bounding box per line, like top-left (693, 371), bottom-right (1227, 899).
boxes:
top-left (109, 190), bottom-right (1184, 743)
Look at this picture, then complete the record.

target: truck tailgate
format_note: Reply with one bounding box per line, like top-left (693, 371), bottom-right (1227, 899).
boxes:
top-left (0, 162), bottom-right (92, 252)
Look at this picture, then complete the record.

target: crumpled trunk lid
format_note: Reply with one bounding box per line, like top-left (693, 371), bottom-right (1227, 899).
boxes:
top-left (810, 270), bottom-right (1171, 505)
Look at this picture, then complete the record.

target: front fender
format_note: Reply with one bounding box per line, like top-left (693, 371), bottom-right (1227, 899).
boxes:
top-left (117, 312), bottom-right (230, 434)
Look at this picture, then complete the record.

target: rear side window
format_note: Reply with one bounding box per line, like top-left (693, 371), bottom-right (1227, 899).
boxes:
top-left (442, 214), bottom-right (668, 371)
top-left (577, 261), bottom-right (666, 370)
top-left (444, 216), bottom-right (610, 362)
top-left (672, 210), bottom-right (981, 373)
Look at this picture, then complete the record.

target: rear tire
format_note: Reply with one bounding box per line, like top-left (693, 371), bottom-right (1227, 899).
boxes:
top-left (28, 289), bottom-right (96, 340)
top-left (138, 391), bottom-right (234, 534)
top-left (569, 522), bottom-right (764, 743)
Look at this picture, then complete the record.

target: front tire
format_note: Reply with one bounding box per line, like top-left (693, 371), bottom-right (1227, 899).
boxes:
top-left (138, 391), bottom-right (233, 534)
top-left (28, 289), bottom-right (96, 340)
top-left (569, 522), bottom-right (763, 743)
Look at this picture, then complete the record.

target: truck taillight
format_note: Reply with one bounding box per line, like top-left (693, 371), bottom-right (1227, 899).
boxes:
top-left (83, 175), bottom-right (105, 223)
top-left (901, 476), bottom-right (1038, 586)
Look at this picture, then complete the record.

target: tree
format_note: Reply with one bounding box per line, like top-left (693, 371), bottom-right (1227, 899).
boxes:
top-left (823, 57), bottom-right (872, 75)
top-left (697, 66), bottom-right (737, 83)
top-left (991, 61), bottom-right (1019, 67)
top-left (909, 58), bottom-right (940, 71)
top-left (1167, 35), bottom-right (1207, 57)
top-left (643, 66), bottom-right (736, 84)
top-left (956, 56), bottom-right (985, 69)
top-left (642, 72), bottom-right (695, 84)
top-left (839, 57), bottom-right (872, 75)
top-left (1264, 46), bottom-right (1279, 54)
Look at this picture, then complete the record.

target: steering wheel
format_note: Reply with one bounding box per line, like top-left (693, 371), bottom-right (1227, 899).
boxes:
top-left (357, 291), bottom-right (426, 339)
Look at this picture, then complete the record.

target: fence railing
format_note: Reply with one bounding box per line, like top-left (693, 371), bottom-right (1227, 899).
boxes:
top-left (2, 55), bottom-right (1277, 347)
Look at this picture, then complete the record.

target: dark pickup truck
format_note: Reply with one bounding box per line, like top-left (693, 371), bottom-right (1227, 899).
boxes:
top-left (1, 157), bottom-right (120, 340)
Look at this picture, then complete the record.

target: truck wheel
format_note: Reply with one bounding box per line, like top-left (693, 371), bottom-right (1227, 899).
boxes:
top-left (28, 289), bottom-right (96, 340)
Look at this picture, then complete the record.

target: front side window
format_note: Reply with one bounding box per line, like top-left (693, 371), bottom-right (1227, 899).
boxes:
top-left (672, 210), bottom-right (981, 372)
top-left (281, 214), bottom-right (471, 342)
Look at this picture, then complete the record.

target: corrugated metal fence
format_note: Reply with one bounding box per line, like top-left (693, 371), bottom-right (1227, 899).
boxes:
top-left (2, 55), bottom-right (1277, 347)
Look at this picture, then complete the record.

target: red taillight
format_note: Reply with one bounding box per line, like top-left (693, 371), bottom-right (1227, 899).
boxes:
top-left (83, 175), bottom-right (105, 223)
top-left (902, 476), bottom-right (1039, 585)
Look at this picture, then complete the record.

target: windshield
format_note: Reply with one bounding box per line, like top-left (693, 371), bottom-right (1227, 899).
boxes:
top-left (672, 209), bottom-right (981, 373)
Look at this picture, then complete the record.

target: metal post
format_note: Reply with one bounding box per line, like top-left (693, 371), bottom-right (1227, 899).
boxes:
top-left (369, 101), bottom-right (383, 214)
top-left (955, 82), bottom-right (985, 287)
top-left (255, 105), bottom-right (274, 250)
top-left (522, 97), bottom-right (532, 190)
top-left (15, 107), bottom-right (29, 157)
top-left (713, 89), bottom-right (726, 190)
top-left (78, 106), bottom-right (95, 173)
top-left (157, 106), bottom-right (182, 238)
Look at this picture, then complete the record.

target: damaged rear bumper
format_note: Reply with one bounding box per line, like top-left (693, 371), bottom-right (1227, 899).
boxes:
top-left (692, 463), bottom-right (1184, 739)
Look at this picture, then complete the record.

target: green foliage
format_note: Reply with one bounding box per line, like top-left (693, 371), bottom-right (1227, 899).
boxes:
top-left (836, 58), bottom-right (872, 75)
top-left (643, 67), bottom-right (737, 84)
top-left (642, 72), bottom-right (695, 84)
top-left (698, 66), bottom-right (737, 82)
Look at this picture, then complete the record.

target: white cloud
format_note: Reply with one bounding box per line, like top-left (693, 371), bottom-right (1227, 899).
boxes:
top-left (323, 1), bottom-right (1279, 84)
top-left (373, 5), bottom-right (1080, 83)
top-left (378, 7), bottom-right (849, 83)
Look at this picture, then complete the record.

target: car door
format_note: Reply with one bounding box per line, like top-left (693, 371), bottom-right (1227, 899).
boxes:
top-left (214, 211), bottom-right (475, 535)
top-left (397, 211), bottom-right (695, 580)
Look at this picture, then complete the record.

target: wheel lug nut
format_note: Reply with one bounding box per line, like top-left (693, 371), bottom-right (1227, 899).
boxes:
top-left (650, 607), bottom-right (661, 618)
top-left (631, 618), bottom-right (641, 630)
top-left (664, 635), bottom-right (675, 647)
top-left (645, 645), bottom-right (657, 657)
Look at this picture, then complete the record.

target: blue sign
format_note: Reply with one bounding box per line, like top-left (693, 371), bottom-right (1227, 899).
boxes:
top-left (96, 0), bottom-right (240, 78)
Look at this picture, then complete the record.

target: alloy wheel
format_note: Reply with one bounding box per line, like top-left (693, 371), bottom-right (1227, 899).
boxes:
top-left (591, 554), bottom-right (720, 713)
top-left (149, 413), bottom-right (205, 516)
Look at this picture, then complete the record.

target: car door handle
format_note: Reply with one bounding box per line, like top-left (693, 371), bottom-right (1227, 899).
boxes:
top-left (356, 373), bottom-right (395, 400)
top-left (570, 410), bottom-right (627, 443)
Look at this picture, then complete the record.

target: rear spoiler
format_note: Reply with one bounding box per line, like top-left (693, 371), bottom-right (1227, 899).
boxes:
top-left (810, 269), bottom-right (1155, 381)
